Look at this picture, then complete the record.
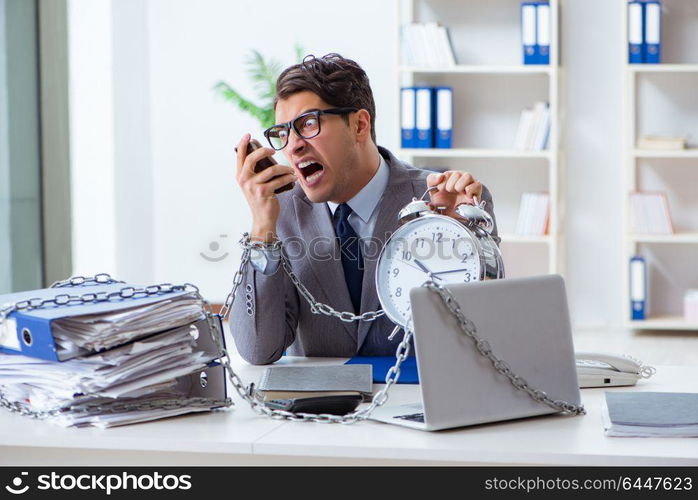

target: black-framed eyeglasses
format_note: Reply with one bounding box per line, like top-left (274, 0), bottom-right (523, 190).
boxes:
top-left (263, 107), bottom-right (358, 150)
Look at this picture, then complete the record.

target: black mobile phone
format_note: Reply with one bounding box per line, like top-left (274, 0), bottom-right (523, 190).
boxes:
top-left (235, 138), bottom-right (294, 194)
top-left (265, 394), bottom-right (363, 415)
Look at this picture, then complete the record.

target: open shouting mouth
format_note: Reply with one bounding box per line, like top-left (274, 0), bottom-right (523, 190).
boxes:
top-left (297, 159), bottom-right (325, 187)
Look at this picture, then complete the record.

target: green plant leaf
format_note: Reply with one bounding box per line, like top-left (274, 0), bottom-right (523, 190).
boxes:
top-left (246, 50), bottom-right (281, 104)
top-left (213, 81), bottom-right (274, 128)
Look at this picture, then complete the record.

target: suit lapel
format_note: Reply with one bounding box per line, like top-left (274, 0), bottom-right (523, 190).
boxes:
top-left (292, 195), bottom-right (357, 341)
top-left (356, 156), bottom-right (420, 349)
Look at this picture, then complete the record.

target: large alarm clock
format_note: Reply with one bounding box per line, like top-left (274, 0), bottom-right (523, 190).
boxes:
top-left (375, 195), bottom-right (505, 328)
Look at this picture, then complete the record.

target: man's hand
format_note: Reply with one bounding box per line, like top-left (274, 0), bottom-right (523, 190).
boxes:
top-left (426, 171), bottom-right (483, 218)
top-left (236, 133), bottom-right (297, 242)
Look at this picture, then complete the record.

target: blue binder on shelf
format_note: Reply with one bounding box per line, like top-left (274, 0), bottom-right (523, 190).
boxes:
top-left (535, 2), bottom-right (550, 64)
top-left (521, 2), bottom-right (537, 64)
top-left (643, 1), bottom-right (661, 64)
top-left (415, 86), bottom-right (434, 148)
top-left (434, 86), bottom-right (453, 149)
top-left (400, 87), bottom-right (417, 148)
top-left (629, 256), bottom-right (647, 320)
top-left (628, 1), bottom-right (644, 63)
top-left (0, 282), bottom-right (198, 361)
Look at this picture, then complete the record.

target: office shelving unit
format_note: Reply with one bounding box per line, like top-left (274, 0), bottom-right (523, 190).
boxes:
top-left (621, 0), bottom-right (698, 331)
top-left (396, 0), bottom-right (562, 278)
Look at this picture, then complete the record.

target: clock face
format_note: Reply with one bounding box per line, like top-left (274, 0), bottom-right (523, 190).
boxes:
top-left (376, 215), bottom-right (482, 327)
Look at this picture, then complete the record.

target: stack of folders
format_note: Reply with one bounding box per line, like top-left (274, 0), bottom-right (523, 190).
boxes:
top-left (514, 101), bottom-right (550, 150)
top-left (515, 192), bottom-right (550, 236)
top-left (401, 86), bottom-right (452, 149)
top-left (0, 282), bottom-right (228, 427)
top-left (521, 1), bottom-right (550, 65)
top-left (628, 1), bottom-right (662, 64)
top-left (401, 22), bottom-right (456, 67)
top-left (629, 192), bottom-right (674, 235)
top-left (603, 392), bottom-right (698, 437)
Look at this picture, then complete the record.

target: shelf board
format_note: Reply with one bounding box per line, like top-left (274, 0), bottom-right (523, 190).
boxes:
top-left (401, 65), bottom-right (552, 75)
top-left (631, 232), bottom-right (698, 244)
top-left (500, 233), bottom-right (551, 244)
top-left (399, 148), bottom-right (552, 159)
top-left (626, 315), bottom-right (698, 331)
top-left (627, 64), bottom-right (698, 73)
top-left (632, 149), bottom-right (698, 158)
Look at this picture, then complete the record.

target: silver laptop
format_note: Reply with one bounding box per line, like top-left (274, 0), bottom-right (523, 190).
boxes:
top-left (370, 275), bottom-right (581, 431)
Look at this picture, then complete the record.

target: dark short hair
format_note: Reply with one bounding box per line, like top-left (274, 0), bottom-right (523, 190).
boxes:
top-left (274, 53), bottom-right (377, 143)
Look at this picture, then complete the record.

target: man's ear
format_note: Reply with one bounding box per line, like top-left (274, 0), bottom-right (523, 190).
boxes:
top-left (353, 109), bottom-right (372, 142)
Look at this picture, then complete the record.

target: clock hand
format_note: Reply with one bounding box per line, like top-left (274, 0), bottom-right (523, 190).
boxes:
top-left (413, 259), bottom-right (444, 281)
top-left (432, 268), bottom-right (472, 275)
top-left (397, 259), bottom-right (443, 281)
top-left (413, 259), bottom-right (432, 274)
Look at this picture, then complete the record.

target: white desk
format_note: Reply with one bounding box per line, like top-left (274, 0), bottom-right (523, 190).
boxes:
top-left (1, 355), bottom-right (697, 466)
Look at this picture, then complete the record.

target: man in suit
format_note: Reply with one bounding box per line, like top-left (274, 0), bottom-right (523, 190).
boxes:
top-left (232, 53), bottom-right (499, 365)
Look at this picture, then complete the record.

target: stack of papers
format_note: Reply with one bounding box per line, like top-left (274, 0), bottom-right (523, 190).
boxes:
top-left (53, 292), bottom-right (205, 359)
top-left (0, 282), bottom-right (229, 427)
top-left (602, 392), bottom-right (698, 437)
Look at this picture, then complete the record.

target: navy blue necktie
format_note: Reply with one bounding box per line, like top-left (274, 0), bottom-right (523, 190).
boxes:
top-left (334, 203), bottom-right (364, 313)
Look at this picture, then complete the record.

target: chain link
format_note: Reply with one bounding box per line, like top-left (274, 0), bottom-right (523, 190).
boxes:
top-left (220, 233), bottom-right (384, 323)
top-left (422, 280), bottom-right (586, 416)
top-left (50, 273), bottom-right (124, 289)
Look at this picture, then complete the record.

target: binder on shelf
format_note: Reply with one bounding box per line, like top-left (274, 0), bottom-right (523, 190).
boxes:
top-left (400, 87), bottom-right (417, 148)
top-left (415, 87), bottom-right (434, 148)
top-left (644, 1), bottom-right (661, 64)
top-left (434, 86), bottom-right (453, 149)
top-left (521, 2), bottom-right (537, 65)
top-left (628, 1), bottom-right (644, 63)
top-left (629, 256), bottom-right (647, 320)
top-left (0, 282), bottom-right (204, 361)
top-left (535, 2), bottom-right (551, 64)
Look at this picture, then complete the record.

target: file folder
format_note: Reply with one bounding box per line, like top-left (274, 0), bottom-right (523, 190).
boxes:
top-left (434, 86), bottom-right (453, 149)
top-left (629, 256), bottom-right (647, 320)
top-left (415, 87), bottom-right (434, 148)
top-left (628, 1), bottom-right (644, 63)
top-left (644, 1), bottom-right (661, 63)
top-left (521, 3), bottom-right (537, 65)
top-left (535, 2), bottom-right (551, 64)
top-left (0, 282), bottom-right (202, 361)
top-left (400, 87), bottom-right (417, 148)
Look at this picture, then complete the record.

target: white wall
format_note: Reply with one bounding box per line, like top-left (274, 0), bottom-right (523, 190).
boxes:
top-left (66, 0), bottom-right (696, 329)
top-left (563, 0), bottom-right (623, 329)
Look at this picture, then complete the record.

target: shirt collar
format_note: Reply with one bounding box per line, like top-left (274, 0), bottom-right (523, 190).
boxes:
top-left (327, 155), bottom-right (389, 223)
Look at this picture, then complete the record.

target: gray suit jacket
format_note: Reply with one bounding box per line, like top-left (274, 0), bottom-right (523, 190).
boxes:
top-left (230, 146), bottom-right (499, 364)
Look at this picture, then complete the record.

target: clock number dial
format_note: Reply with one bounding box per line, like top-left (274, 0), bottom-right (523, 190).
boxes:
top-left (376, 216), bottom-right (482, 326)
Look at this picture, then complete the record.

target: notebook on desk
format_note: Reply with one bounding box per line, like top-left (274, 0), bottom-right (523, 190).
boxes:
top-left (369, 275), bottom-right (581, 431)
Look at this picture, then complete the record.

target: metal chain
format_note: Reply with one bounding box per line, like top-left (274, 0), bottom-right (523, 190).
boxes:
top-left (0, 278), bottom-right (234, 420)
top-left (211, 319), bottom-right (410, 424)
top-left (422, 280), bottom-right (586, 416)
top-left (0, 271), bottom-right (403, 424)
top-left (220, 233), bottom-right (384, 323)
top-left (50, 273), bottom-right (124, 288)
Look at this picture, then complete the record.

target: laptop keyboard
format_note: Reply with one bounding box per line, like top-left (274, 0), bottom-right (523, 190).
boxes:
top-left (394, 412), bottom-right (425, 423)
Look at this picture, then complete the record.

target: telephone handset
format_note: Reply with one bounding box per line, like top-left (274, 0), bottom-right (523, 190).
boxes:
top-left (575, 351), bottom-right (656, 388)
